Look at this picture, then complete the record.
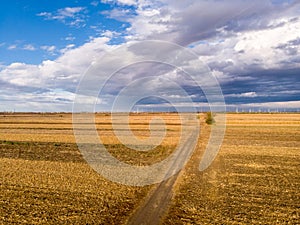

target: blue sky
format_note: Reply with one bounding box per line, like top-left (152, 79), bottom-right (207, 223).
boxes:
top-left (0, 0), bottom-right (299, 112)
top-left (0, 0), bottom-right (128, 64)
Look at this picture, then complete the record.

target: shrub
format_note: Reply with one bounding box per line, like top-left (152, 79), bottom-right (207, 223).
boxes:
top-left (205, 112), bottom-right (215, 125)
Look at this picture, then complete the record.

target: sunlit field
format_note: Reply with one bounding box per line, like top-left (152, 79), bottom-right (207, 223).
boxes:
top-left (1, 113), bottom-right (299, 224)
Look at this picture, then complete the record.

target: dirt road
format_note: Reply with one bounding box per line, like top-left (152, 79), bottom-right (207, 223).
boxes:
top-left (127, 121), bottom-right (205, 225)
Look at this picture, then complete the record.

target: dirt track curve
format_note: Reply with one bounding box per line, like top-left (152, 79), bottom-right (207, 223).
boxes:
top-left (127, 125), bottom-right (204, 225)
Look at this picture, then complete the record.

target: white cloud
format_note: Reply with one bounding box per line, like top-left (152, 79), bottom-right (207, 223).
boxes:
top-left (7, 43), bottom-right (37, 51)
top-left (106, 0), bottom-right (300, 77)
top-left (58, 7), bottom-right (85, 17)
top-left (0, 89), bottom-right (76, 112)
top-left (41, 45), bottom-right (56, 52)
top-left (3, 40), bottom-right (205, 112)
top-left (1, 63), bottom-right (42, 87)
top-left (234, 100), bottom-right (300, 109)
top-left (100, 30), bottom-right (121, 39)
top-left (0, 37), bottom-right (112, 111)
top-left (227, 92), bottom-right (258, 98)
top-left (37, 7), bottom-right (87, 27)
top-left (118, 0), bottom-right (275, 43)
top-left (102, 8), bottom-right (135, 22)
top-left (60, 44), bottom-right (76, 54)
top-left (101, 0), bottom-right (137, 6)
top-left (233, 19), bottom-right (300, 69)
top-left (7, 45), bottom-right (17, 50)
top-left (23, 44), bottom-right (36, 51)
top-left (189, 14), bottom-right (300, 80)
top-left (65, 36), bottom-right (76, 41)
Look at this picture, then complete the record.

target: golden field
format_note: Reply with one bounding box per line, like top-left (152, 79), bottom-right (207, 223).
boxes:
top-left (0, 113), bottom-right (299, 224)
top-left (165, 113), bottom-right (300, 224)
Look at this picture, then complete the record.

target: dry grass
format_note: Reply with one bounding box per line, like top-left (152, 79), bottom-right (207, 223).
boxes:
top-left (0, 113), bottom-right (181, 145)
top-left (0, 113), bottom-right (182, 224)
top-left (0, 113), bottom-right (299, 224)
top-left (164, 113), bottom-right (300, 224)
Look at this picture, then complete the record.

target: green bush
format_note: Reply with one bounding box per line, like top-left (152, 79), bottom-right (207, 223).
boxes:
top-left (205, 112), bottom-right (215, 125)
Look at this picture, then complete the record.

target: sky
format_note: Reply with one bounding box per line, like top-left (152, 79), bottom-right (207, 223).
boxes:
top-left (0, 0), bottom-right (299, 112)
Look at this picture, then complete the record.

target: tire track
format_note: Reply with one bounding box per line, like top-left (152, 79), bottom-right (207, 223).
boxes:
top-left (127, 130), bottom-right (199, 225)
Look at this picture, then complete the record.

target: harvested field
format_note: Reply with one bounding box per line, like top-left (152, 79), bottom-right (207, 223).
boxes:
top-left (0, 113), bottom-right (181, 224)
top-left (0, 113), bottom-right (299, 224)
top-left (164, 113), bottom-right (300, 224)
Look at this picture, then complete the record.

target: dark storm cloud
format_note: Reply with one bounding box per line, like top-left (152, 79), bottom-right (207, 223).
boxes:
top-left (221, 68), bottom-right (300, 104)
top-left (135, 0), bottom-right (300, 46)
top-left (172, 0), bottom-right (272, 45)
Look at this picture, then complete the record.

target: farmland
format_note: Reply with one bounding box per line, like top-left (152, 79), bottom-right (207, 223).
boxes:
top-left (0, 113), bottom-right (299, 224)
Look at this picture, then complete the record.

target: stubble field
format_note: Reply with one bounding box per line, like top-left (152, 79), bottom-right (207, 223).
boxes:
top-left (0, 113), bottom-right (299, 224)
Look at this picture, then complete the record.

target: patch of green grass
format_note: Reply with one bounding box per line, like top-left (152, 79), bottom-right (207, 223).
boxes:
top-left (2, 140), bottom-right (15, 145)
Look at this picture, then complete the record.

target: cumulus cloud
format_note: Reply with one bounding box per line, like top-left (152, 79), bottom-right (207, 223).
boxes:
top-left (0, 37), bottom-right (111, 111)
top-left (102, 0), bottom-right (300, 79)
top-left (129, 0), bottom-right (299, 45)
